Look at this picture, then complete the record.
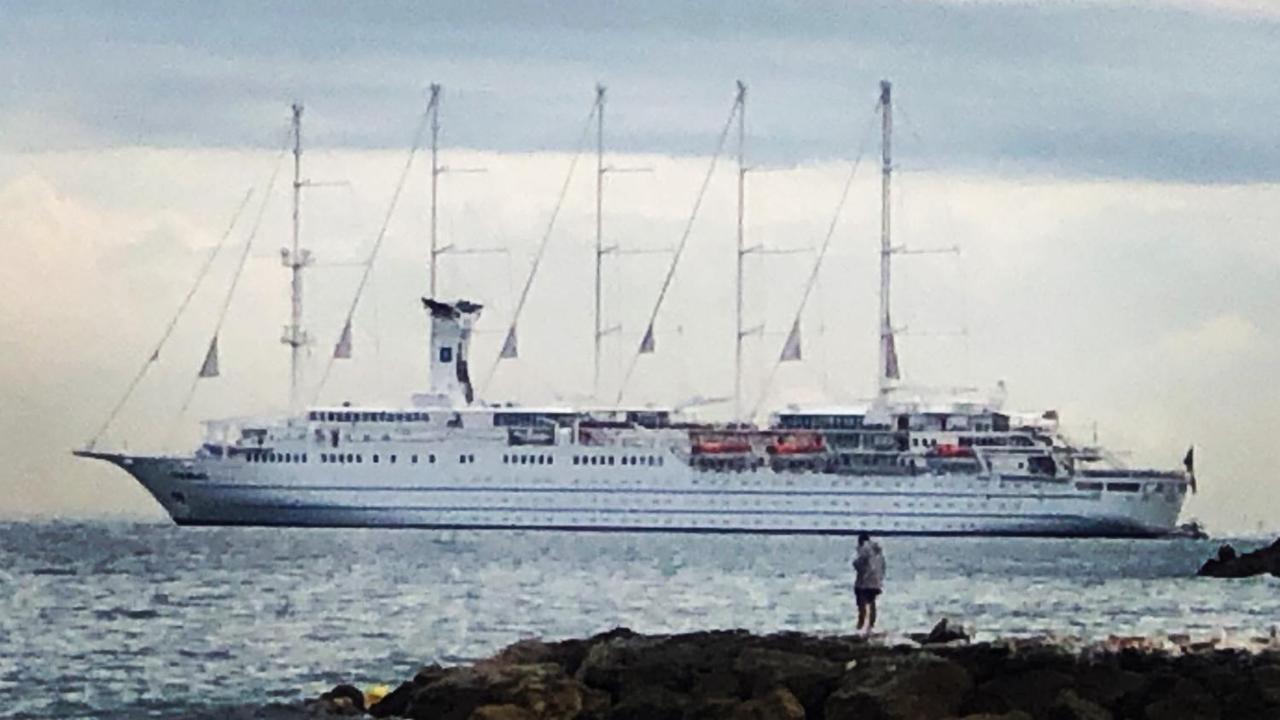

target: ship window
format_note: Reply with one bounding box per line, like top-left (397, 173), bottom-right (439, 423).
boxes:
top-left (1076, 481), bottom-right (1103, 491)
top-left (1106, 482), bottom-right (1141, 493)
top-left (430, 454), bottom-right (436, 463)
top-left (440, 347), bottom-right (453, 363)
top-left (608, 456), bottom-right (615, 466)
top-left (372, 454), bottom-right (380, 463)
top-left (356, 454), bottom-right (363, 463)
top-left (572, 456), bottom-right (579, 465)
top-left (388, 455), bottom-right (395, 464)
top-left (411, 455), bottom-right (418, 464)
top-left (459, 454), bottom-right (466, 463)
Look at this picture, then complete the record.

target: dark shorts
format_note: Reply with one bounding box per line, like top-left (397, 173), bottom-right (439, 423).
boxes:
top-left (855, 587), bottom-right (881, 606)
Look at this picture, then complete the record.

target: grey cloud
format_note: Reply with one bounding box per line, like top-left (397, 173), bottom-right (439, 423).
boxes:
top-left (2, 2), bottom-right (1279, 178)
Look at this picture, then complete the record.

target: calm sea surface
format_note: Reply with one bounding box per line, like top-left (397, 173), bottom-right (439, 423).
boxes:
top-left (1, 522), bottom-right (1277, 718)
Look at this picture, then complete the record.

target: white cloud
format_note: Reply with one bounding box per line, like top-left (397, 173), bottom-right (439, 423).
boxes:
top-left (2, 147), bottom-right (1277, 533)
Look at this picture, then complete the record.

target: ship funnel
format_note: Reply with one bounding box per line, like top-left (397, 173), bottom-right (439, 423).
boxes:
top-left (419, 298), bottom-right (483, 407)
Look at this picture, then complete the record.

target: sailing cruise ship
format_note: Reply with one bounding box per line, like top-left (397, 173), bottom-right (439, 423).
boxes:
top-left (76, 82), bottom-right (1192, 537)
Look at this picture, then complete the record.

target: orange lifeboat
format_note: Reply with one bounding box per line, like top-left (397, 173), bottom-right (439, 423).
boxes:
top-left (933, 443), bottom-right (975, 458)
top-left (768, 432), bottom-right (825, 455)
top-left (691, 434), bottom-right (752, 455)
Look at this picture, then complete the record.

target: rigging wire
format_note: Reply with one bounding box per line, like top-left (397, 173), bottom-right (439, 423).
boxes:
top-left (86, 188), bottom-right (256, 449)
top-left (750, 102), bottom-right (881, 420)
top-left (170, 142), bottom-right (291, 433)
top-left (312, 104), bottom-right (434, 403)
top-left (482, 99), bottom-right (600, 392)
top-left (613, 93), bottom-right (742, 406)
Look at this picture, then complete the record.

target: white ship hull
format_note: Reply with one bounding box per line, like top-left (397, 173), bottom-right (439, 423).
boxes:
top-left (82, 448), bottom-right (1186, 537)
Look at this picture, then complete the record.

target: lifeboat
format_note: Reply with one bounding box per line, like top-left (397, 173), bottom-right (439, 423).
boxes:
top-left (932, 443), bottom-right (975, 458)
top-left (768, 432), bottom-right (825, 455)
top-left (691, 435), bottom-right (752, 455)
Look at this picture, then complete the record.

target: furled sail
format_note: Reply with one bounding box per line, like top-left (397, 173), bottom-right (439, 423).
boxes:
top-left (779, 320), bottom-right (802, 362)
top-left (198, 337), bottom-right (220, 378)
top-left (333, 319), bottom-right (353, 359)
top-left (499, 326), bottom-right (518, 359)
top-left (884, 330), bottom-right (900, 380)
top-left (639, 325), bottom-right (655, 354)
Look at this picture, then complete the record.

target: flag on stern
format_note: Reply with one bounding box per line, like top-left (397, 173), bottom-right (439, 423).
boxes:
top-left (1184, 446), bottom-right (1196, 493)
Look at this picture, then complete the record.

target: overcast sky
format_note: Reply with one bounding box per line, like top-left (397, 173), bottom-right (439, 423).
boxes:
top-left (2, 1), bottom-right (1278, 533)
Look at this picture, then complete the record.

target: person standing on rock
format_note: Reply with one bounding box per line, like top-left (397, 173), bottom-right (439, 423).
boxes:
top-left (852, 532), bottom-right (886, 633)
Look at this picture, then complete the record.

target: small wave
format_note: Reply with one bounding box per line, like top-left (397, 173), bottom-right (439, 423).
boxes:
top-left (31, 567), bottom-right (77, 576)
top-left (93, 608), bottom-right (161, 621)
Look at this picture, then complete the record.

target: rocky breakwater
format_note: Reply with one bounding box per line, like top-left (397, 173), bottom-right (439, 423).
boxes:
top-left (301, 626), bottom-right (1280, 720)
top-left (1197, 538), bottom-right (1280, 579)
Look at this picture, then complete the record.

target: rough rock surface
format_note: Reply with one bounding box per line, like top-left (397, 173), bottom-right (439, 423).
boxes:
top-left (1197, 538), bottom-right (1280, 578)
top-left (295, 628), bottom-right (1280, 720)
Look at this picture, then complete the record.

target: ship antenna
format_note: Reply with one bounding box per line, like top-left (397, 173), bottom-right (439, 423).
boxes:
top-left (733, 80), bottom-right (747, 423)
top-left (877, 80), bottom-right (900, 397)
top-left (282, 103), bottom-right (315, 412)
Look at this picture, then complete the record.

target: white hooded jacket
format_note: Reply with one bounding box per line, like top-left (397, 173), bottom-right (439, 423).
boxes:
top-left (852, 541), bottom-right (886, 590)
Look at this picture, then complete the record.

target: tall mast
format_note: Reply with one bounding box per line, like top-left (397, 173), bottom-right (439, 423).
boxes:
top-left (593, 84), bottom-right (606, 397)
top-left (282, 102), bottom-right (312, 411)
top-left (733, 80), bottom-right (747, 422)
top-left (877, 80), bottom-right (896, 396)
top-left (428, 83), bottom-right (442, 297)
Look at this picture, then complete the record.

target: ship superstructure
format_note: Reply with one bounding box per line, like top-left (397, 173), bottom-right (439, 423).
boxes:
top-left (76, 82), bottom-right (1192, 537)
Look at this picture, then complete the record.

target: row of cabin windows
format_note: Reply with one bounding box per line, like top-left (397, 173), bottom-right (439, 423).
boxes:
top-left (246, 451), bottom-right (306, 463)
top-left (320, 453), bottom-right (437, 464)
top-left (571, 455), bottom-right (664, 467)
top-left (504, 454), bottom-right (554, 465)
top-left (308, 410), bottom-right (430, 423)
top-left (494, 412), bottom-right (576, 428)
top-left (1076, 481), bottom-right (1141, 493)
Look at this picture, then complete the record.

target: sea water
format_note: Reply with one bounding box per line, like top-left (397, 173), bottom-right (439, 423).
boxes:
top-left (1, 522), bottom-right (1276, 718)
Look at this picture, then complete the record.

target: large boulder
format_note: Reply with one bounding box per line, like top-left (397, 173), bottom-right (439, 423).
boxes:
top-left (965, 668), bottom-right (1075, 718)
top-left (910, 618), bottom-right (970, 646)
top-left (1141, 677), bottom-right (1221, 720)
top-left (1197, 539), bottom-right (1280, 578)
top-left (575, 630), bottom-right (748, 700)
top-left (468, 706), bottom-right (536, 720)
top-left (404, 662), bottom-right (592, 720)
top-left (606, 685), bottom-right (690, 720)
top-left (730, 688), bottom-right (805, 720)
top-left (825, 652), bottom-right (973, 720)
top-left (1049, 689), bottom-right (1112, 720)
top-left (731, 646), bottom-right (844, 716)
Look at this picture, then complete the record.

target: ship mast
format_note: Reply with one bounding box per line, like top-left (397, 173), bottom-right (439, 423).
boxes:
top-left (877, 80), bottom-right (898, 397)
top-left (593, 84), bottom-right (606, 397)
top-left (733, 81), bottom-right (747, 422)
top-left (428, 83), bottom-right (442, 296)
top-left (282, 103), bottom-right (313, 411)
